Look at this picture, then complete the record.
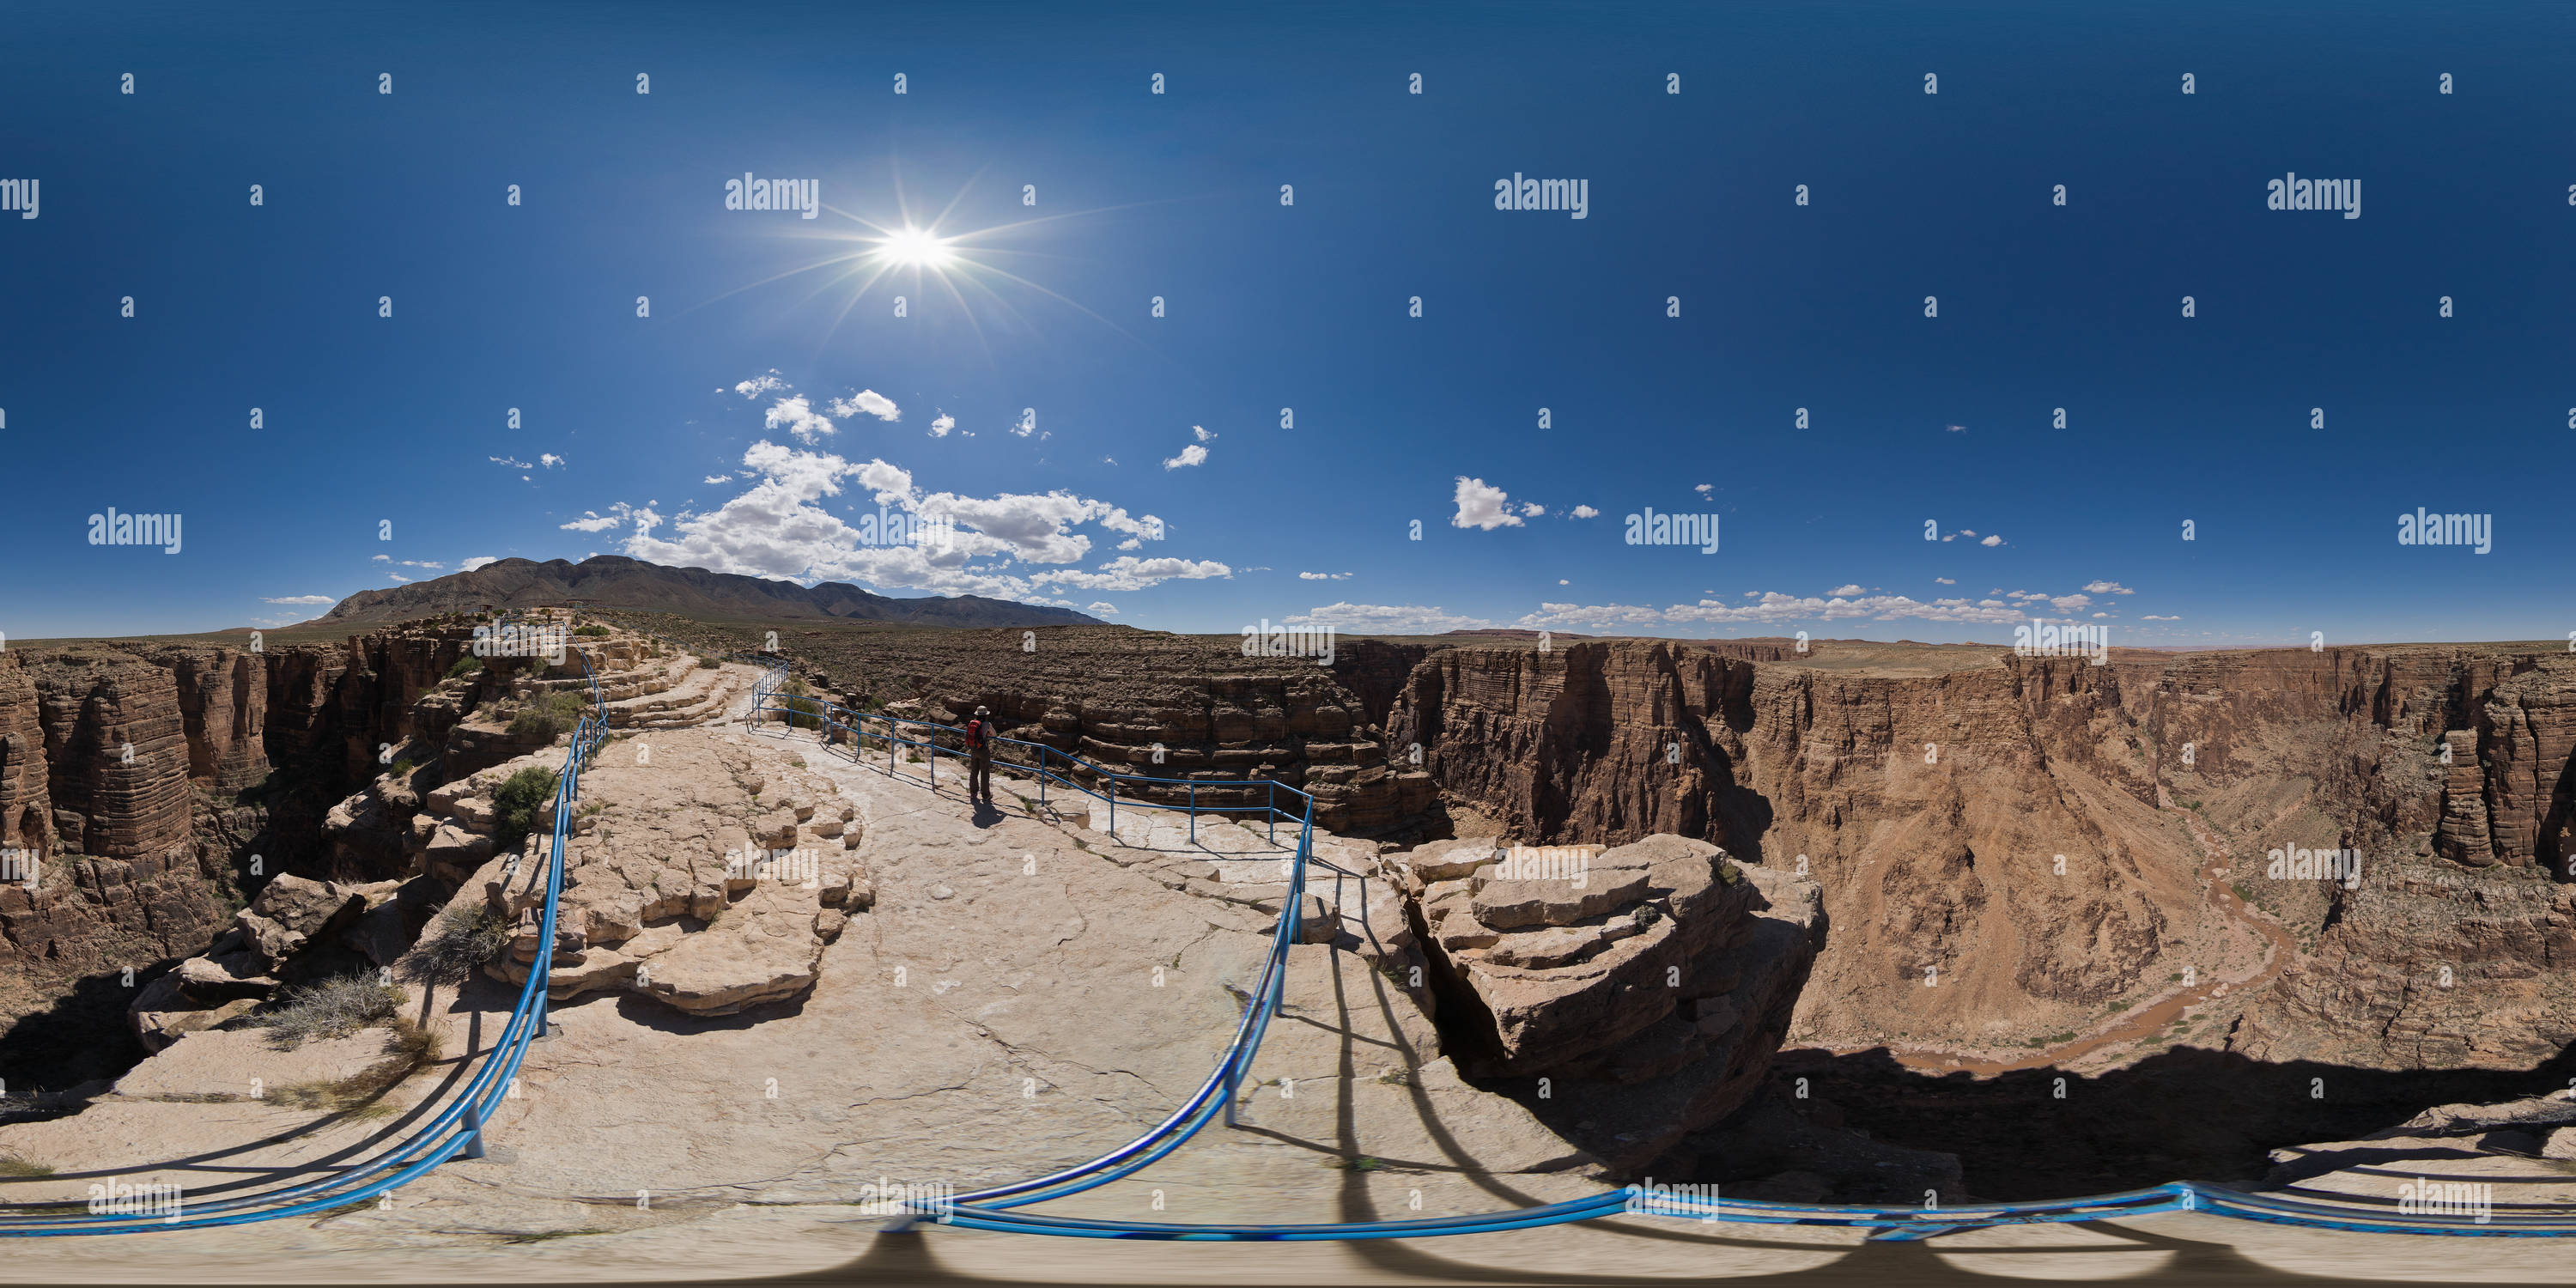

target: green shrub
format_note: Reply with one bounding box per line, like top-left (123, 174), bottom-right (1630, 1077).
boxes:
top-left (443, 655), bottom-right (484, 681)
top-left (387, 758), bottom-right (416, 780)
top-left (253, 974), bottom-right (404, 1049)
top-left (493, 766), bottom-right (561, 851)
top-left (696, 656), bottom-right (721, 669)
top-left (781, 678), bottom-right (826, 731)
top-left (509, 690), bottom-right (589, 741)
top-left (574, 624), bottom-right (611, 637)
top-left (0, 1153), bottom-right (55, 1178)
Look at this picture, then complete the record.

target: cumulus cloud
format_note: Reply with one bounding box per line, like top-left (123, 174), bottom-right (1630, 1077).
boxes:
top-left (386, 574), bottom-right (411, 583)
top-left (766, 395), bottom-right (836, 445)
top-left (538, 453), bottom-right (564, 469)
top-left (1298, 571), bottom-right (1352, 581)
top-left (1451, 477), bottom-right (1524, 530)
top-left (1828, 584), bottom-right (1866, 598)
top-left (703, 474), bottom-right (732, 484)
top-left (1514, 591), bottom-right (2031, 631)
top-left (373, 554), bottom-right (391, 562)
top-left (1693, 483), bottom-right (1714, 495)
top-left (1945, 423), bottom-right (1966, 433)
top-left (459, 556), bottom-right (501, 573)
top-left (611, 441), bottom-right (1225, 600)
top-left (734, 370), bottom-right (788, 398)
top-left (1288, 603), bottom-right (1498, 635)
top-left (1980, 534), bottom-right (2004, 546)
top-left (1163, 443), bottom-right (1208, 470)
top-left (261, 594), bottom-right (334, 605)
top-left (2048, 593), bottom-right (2093, 611)
top-left (930, 413), bottom-right (955, 438)
top-left (1031, 556), bottom-right (1231, 593)
top-left (1193, 426), bottom-right (1216, 443)
top-left (2143, 614), bottom-right (2182, 621)
top-left (828, 390), bottom-right (900, 422)
top-left (489, 455), bottom-right (532, 470)
top-left (1521, 501), bottom-right (1546, 517)
top-left (1086, 602), bottom-right (1118, 615)
top-left (1571, 504), bottom-right (1600, 519)
top-left (1935, 577), bottom-right (1955, 585)
top-left (2082, 580), bottom-right (2136, 595)
top-left (559, 505), bottom-right (629, 532)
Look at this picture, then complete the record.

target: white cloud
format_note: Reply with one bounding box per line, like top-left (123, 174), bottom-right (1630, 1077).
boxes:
top-left (766, 395), bottom-right (836, 444)
top-left (489, 455), bottom-right (532, 470)
top-left (538, 453), bottom-right (564, 469)
top-left (734, 369), bottom-right (788, 399)
top-left (1647, 592), bottom-right (2026, 627)
top-left (1298, 571), bottom-right (1352, 581)
top-left (1828, 584), bottom-right (1865, 598)
top-left (386, 574), bottom-right (411, 583)
top-left (703, 474), bottom-right (732, 485)
top-left (2048, 593), bottom-right (2093, 611)
top-left (1102, 455), bottom-right (1116, 465)
top-left (1980, 534), bottom-right (2004, 546)
top-left (560, 506), bottom-right (629, 532)
top-left (2082, 580), bottom-right (2136, 595)
top-left (930, 413), bottom-right (956, 438)
top-left (1571, 504), bottom-right (1600, 519)
top-left (1935, 577), bottom-right (1955, 585)
top-left (1945, 423), bottom-right (1966, 433)
top-left (1031, 556), bottom-right (1232, 593)
top-left (1517, 602), bottom-right (1670, 629)
top-left (261, 594), bottom-right (334, 605)
top-left (2143, 615), bottom-right (2182, 621)
top-left (1693, 483), bottom-right (1713, 495)
top-left (1289, 603), bottom-right (1498, 635)
top-left (373, 554), bottom-right (391, 562)
top-left (398, 560), bottom-right (442, 569)
top-left (828, 390), bottom-right (900, 422)
top-left (459, 556), bottom-right (501, 573)
top-left (1163, 443), bottom-right (1208, 470)
top-left (1521, 501), bottom-right (1546, 517)
top-left (609, 440), bottom-right (1224, 600)
top-left (1451, 477), bottom-right (1524, 530)
top-left (1193, 425), bottom-right (1216, 443)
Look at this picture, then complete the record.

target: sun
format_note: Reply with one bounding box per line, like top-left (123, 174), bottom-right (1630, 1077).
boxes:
top-left (874, 226), bottom-right (956, 268)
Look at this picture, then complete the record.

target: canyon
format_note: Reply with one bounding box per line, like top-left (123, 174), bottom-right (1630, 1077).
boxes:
top-left (5, 611), bottom-right (2572, 1201)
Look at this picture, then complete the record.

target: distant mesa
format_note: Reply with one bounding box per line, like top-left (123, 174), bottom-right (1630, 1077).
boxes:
top-left (313, 556), bottom-right (1103, 629)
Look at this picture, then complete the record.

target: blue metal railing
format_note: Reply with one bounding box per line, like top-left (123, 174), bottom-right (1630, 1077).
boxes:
top-left (0, 652), bottom-right (614, 1236)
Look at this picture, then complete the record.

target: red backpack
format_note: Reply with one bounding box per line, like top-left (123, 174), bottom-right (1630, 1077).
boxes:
top-left (965, 718), bottom-right (987, 749)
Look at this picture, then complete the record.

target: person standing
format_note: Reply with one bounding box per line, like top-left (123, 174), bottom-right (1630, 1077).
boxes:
top-left (966, 706), bottom-right (993, 804)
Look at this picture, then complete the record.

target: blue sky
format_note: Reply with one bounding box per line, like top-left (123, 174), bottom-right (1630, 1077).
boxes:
top-left (3, 1), bottom-right (2569, 646)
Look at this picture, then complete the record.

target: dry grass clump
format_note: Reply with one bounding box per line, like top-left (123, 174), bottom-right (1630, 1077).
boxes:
top-left (253, 974), bottom-right (405, 1049)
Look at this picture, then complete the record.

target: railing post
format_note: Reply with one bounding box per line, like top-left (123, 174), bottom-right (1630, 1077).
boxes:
top-left (1189, 783), bottom-right (1196, 843)
top-left (1038, 745), bottom-right (1048, 810)
top-left (1267, 782), bottom-right (1274, 843)
top-left (461, 1096), bottom-right (489, 1160)
top-left (1108, 777), bottom-right (1115, 835)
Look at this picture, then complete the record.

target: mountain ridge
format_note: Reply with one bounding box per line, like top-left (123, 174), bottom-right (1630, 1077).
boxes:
top-left (313, 556), bottom-right (1105, 629)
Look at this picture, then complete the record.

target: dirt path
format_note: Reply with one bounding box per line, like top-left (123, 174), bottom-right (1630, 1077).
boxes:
top-left (1854, 801), bottom-right (2300, 1077)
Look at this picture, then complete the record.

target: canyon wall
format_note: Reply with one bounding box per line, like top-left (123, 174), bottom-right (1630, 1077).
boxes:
top-left (1390, 639), bottom-right (2576, 1071)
